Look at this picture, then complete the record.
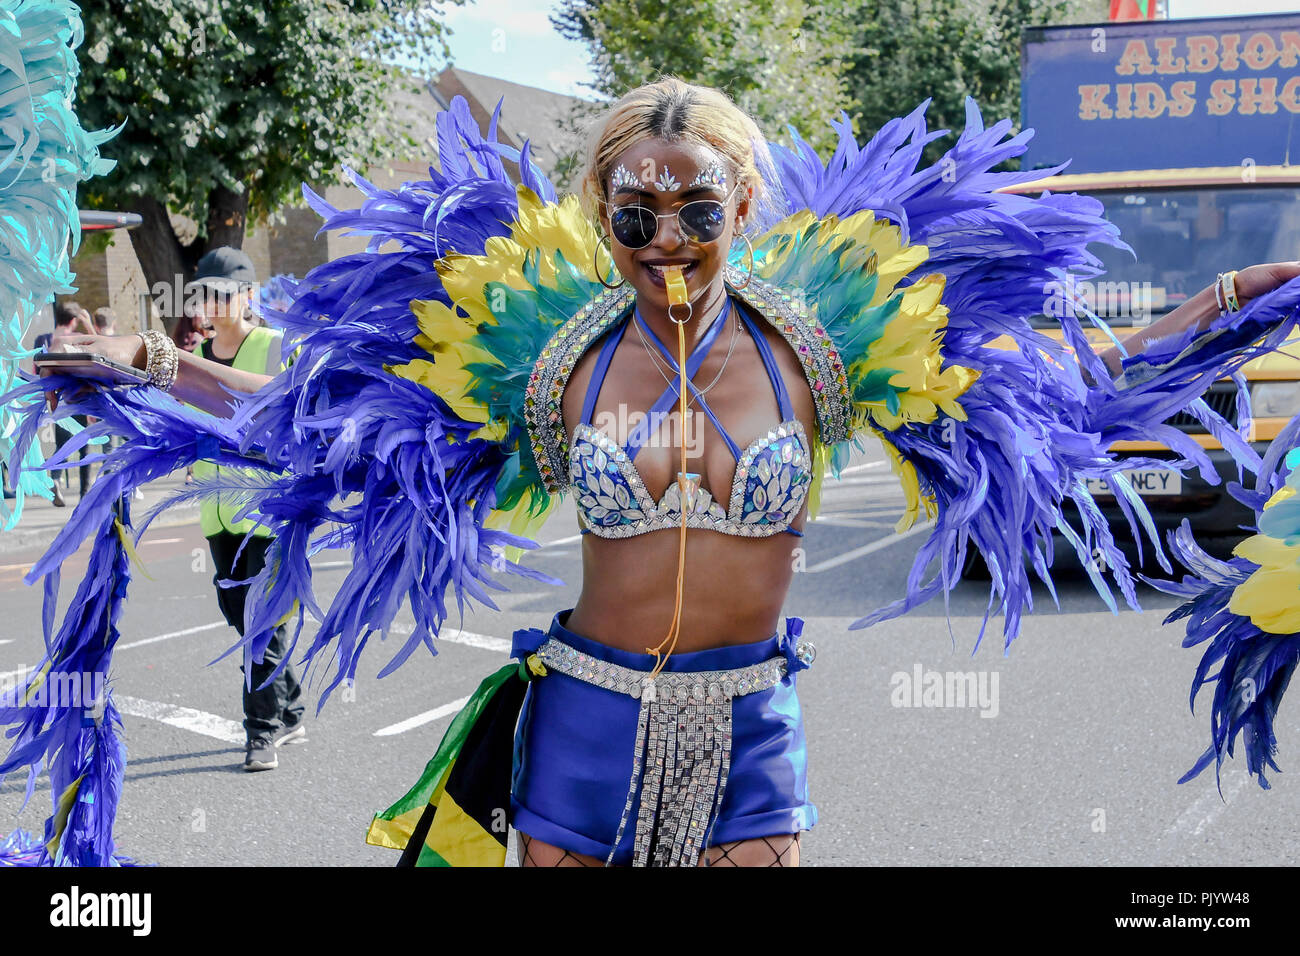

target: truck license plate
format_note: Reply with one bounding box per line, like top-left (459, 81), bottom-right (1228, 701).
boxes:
top-left (1086, 469), bottom-right (1182, 497)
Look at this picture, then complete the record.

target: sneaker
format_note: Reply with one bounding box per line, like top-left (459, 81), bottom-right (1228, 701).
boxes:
top-left (273, 723), bottom-right (307, 747)
top-left (243, 738), bottom-right (278, 771)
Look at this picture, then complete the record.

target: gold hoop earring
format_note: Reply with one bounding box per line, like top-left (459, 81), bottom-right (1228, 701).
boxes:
top-left (593, 235), bottom-right (625, 289)
top-left (732, 233), bottom-right (755, 290)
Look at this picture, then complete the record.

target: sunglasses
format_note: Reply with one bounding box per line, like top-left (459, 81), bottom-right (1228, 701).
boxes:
top-left (607, 184), bottom-right (739, 250)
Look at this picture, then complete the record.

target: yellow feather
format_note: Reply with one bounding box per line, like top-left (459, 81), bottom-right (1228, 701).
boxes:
top-left (1227, 484), bottom-right (1300, 633)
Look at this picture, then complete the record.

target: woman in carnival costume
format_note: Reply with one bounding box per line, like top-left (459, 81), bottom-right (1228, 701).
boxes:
top-left (6, 67), bottom-right (1300, 866)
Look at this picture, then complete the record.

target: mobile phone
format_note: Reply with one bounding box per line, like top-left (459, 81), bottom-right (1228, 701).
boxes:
top-left (34, 352), bottom-right (151, 386)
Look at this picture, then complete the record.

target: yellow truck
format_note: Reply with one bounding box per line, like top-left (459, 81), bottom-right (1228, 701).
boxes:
top-left (1006, 14), bottom-right (1300, 555)
top-left (999, 167), bottom-right (1300, 546)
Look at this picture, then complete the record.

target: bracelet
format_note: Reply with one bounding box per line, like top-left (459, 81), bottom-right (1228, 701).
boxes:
top-left (1216, 270), bottom-right (1241, 315)
top-left (136, 329), bottom-right (179, 390)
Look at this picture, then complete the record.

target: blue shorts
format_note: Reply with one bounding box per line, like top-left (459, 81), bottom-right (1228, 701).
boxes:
top-left (509, 608), bottom-right (817, 864)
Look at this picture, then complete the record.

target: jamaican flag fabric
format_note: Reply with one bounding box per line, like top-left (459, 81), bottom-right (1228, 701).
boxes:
top-left (367, 659), bottom-right (535, 866)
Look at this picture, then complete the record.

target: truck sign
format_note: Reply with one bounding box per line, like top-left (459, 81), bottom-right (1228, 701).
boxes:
top-left (1022, 14), bottom-right (1300, 173)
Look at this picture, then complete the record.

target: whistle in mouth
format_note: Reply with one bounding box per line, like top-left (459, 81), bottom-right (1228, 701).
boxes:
top-left (663, 264), bottom-right (689, 306)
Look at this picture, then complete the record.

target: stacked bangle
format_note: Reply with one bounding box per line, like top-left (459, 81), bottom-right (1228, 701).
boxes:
top-left (1215, 270), bottom-right (1241, 316)
top-left (136, 329), bottom-right (179, 390)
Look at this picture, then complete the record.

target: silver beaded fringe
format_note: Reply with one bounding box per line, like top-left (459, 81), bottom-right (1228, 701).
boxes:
top-left (535, 637), bottom-right (812, 867)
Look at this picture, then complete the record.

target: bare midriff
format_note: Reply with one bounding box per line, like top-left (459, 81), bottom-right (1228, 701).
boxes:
top-left (565, 516), bottom-right (808, 654)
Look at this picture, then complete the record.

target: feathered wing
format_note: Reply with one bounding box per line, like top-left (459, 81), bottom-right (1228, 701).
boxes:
top-left (761, 97), bottom-right (1300, 651)
top-left (215, 98), bottom-right (583, 707)
top-left (0, 0), bottom-right (115, 530)
top-left (0, 374), bottom-right (265, 866)
top-left (0, 0), bottom-right (142, 866)
top-left (1149, 414), bottom-right (1300, 789)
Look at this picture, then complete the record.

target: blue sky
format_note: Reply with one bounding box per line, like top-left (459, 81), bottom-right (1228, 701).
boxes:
top-left (438, 0), bottom-right (596, 97)
top-left (438, 0), bottom-right (1300, 98)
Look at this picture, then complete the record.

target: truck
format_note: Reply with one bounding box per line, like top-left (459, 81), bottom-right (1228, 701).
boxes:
top-left (1002, 12), bottom-right (1300, 564)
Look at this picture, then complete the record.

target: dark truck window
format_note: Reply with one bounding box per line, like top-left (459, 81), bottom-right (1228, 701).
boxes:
top-left (1083, 185), bottom-right (1300, 325)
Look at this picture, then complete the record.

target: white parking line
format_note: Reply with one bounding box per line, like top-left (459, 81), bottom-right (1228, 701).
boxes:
top-left (373, 696), bottom-right (471, 737)
top-left (115, 694), bottom-right (244, 744)
top-left (806, 521), bottom-right (934, 572)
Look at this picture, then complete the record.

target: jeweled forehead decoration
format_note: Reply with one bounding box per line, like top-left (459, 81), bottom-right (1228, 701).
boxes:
top-left (687, 162), bottom-right (727, 190)
top-left (610, 163), bottom-right (639, 193)
top-left (653, 164), bottom-right (679, 191)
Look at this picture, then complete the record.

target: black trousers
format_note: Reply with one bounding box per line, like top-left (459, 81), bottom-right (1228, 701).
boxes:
top-left (207, 531), bottom-right (305, 744)
top-left (53, 416), bottom-right (91, 496)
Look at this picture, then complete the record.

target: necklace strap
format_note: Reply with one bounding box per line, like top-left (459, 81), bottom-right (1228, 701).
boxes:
top-left (625, 297), bottom-right (732, 455)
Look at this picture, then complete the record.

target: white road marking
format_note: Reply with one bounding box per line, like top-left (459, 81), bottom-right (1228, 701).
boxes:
top-left (141, 537), bottom-right (183, 546)
top-left (373, 696), bottom-right (471, 737)
top-left (830, 475), bottom-right (908, 487)
top-left (0, 639), bottom-right (11, 646)
top-left (814, 507), bottom-right (907, 519)
top-left (805, 521), bottom-right (934, 573)
top-left (0, 561), bottom-right (34, 572)
top-left (118, 621), bottom-right (227, 651)
top-left (115, 694), bottom-right (244, 744)
top-left (1167, 772), bottom-right (1252, 837)
top-left (0, 622), bottom-right (230, 680)
top-left (312, 561), bottom-right (351, 570)
top-left (386, 623), bottom-right (512, 654)
top-left (837, 461), bottom-right (888, 475)
top-left (375, 627), bottom-right (515, 735)
top-left (807, 518), bottom-right (900, 530)
top-left (544, 532), bottom-right (584, 547)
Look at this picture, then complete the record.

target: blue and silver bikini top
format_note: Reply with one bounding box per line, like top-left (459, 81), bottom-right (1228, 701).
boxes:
top-left (569, 294), bottom-right (813, 539)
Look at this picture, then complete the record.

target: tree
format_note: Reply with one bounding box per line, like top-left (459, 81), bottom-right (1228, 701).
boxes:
top-left (74, 0), bottom-right (461, 322)
top-left (554, 0), bottom-right (1102, 163)
top-left (552, 0), bottom-right (856, 154)
top-left (846, 0), bottom-right (1095, 165)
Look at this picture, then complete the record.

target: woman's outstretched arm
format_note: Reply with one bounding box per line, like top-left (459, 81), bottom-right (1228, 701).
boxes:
top-left (1099, 261), bottom-right (1300, 377)
top-left (41, 332), bottom-right (273, 418)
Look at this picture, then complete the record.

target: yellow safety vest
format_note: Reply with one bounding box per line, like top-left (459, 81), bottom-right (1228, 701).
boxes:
top-left (193, 327), bottom-right (285, 538)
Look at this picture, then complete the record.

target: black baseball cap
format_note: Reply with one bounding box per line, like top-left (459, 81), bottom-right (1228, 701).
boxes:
top-left (186, 246), bottom-right (257, 295)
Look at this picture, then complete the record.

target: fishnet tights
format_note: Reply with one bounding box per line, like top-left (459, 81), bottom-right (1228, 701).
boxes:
top-left (517, 832), bottom-right (800, 867)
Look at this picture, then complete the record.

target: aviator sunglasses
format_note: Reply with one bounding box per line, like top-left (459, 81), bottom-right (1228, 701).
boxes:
top-left (606, 183), bottom-right (740, 250)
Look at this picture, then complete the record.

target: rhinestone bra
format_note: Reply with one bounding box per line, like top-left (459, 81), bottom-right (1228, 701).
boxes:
top-left (568, 295), bottom-right (813, 539)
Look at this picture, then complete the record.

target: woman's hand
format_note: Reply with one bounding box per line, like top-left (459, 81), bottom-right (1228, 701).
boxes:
top-left (42, 332), bottom-right (145, 371)
top-left (1231, 261), bottom-right (1300, 306)
top-left (1099, 260), bottom-right (1300, 377)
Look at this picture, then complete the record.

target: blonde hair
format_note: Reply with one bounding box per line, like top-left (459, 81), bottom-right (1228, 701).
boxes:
top-left (579, 76), bottom-right (782, 235)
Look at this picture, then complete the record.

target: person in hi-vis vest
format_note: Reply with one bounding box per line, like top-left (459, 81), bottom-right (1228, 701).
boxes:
top-left (188, 247), bottom-right (306, 772)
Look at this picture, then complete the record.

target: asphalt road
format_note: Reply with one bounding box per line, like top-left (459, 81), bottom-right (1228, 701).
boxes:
top-left (1, 442), bottom-right (1296, 867)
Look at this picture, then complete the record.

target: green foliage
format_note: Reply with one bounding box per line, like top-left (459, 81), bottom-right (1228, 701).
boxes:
top-left (554, 0), bottom-right (1097, 164)
top-left (847, 0), bottom-right (1091, 165)
top-left (75, 0), bottom-right (461, 229)
top-left (552, 0), bottom-right (855, 153)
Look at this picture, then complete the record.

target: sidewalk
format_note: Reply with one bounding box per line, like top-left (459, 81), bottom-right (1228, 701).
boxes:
top-left (0, 470), bottom-right (199, 555)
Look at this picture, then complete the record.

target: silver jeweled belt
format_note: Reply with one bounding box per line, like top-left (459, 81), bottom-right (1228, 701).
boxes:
top-left (534, 635), bottom-right (816, 867)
